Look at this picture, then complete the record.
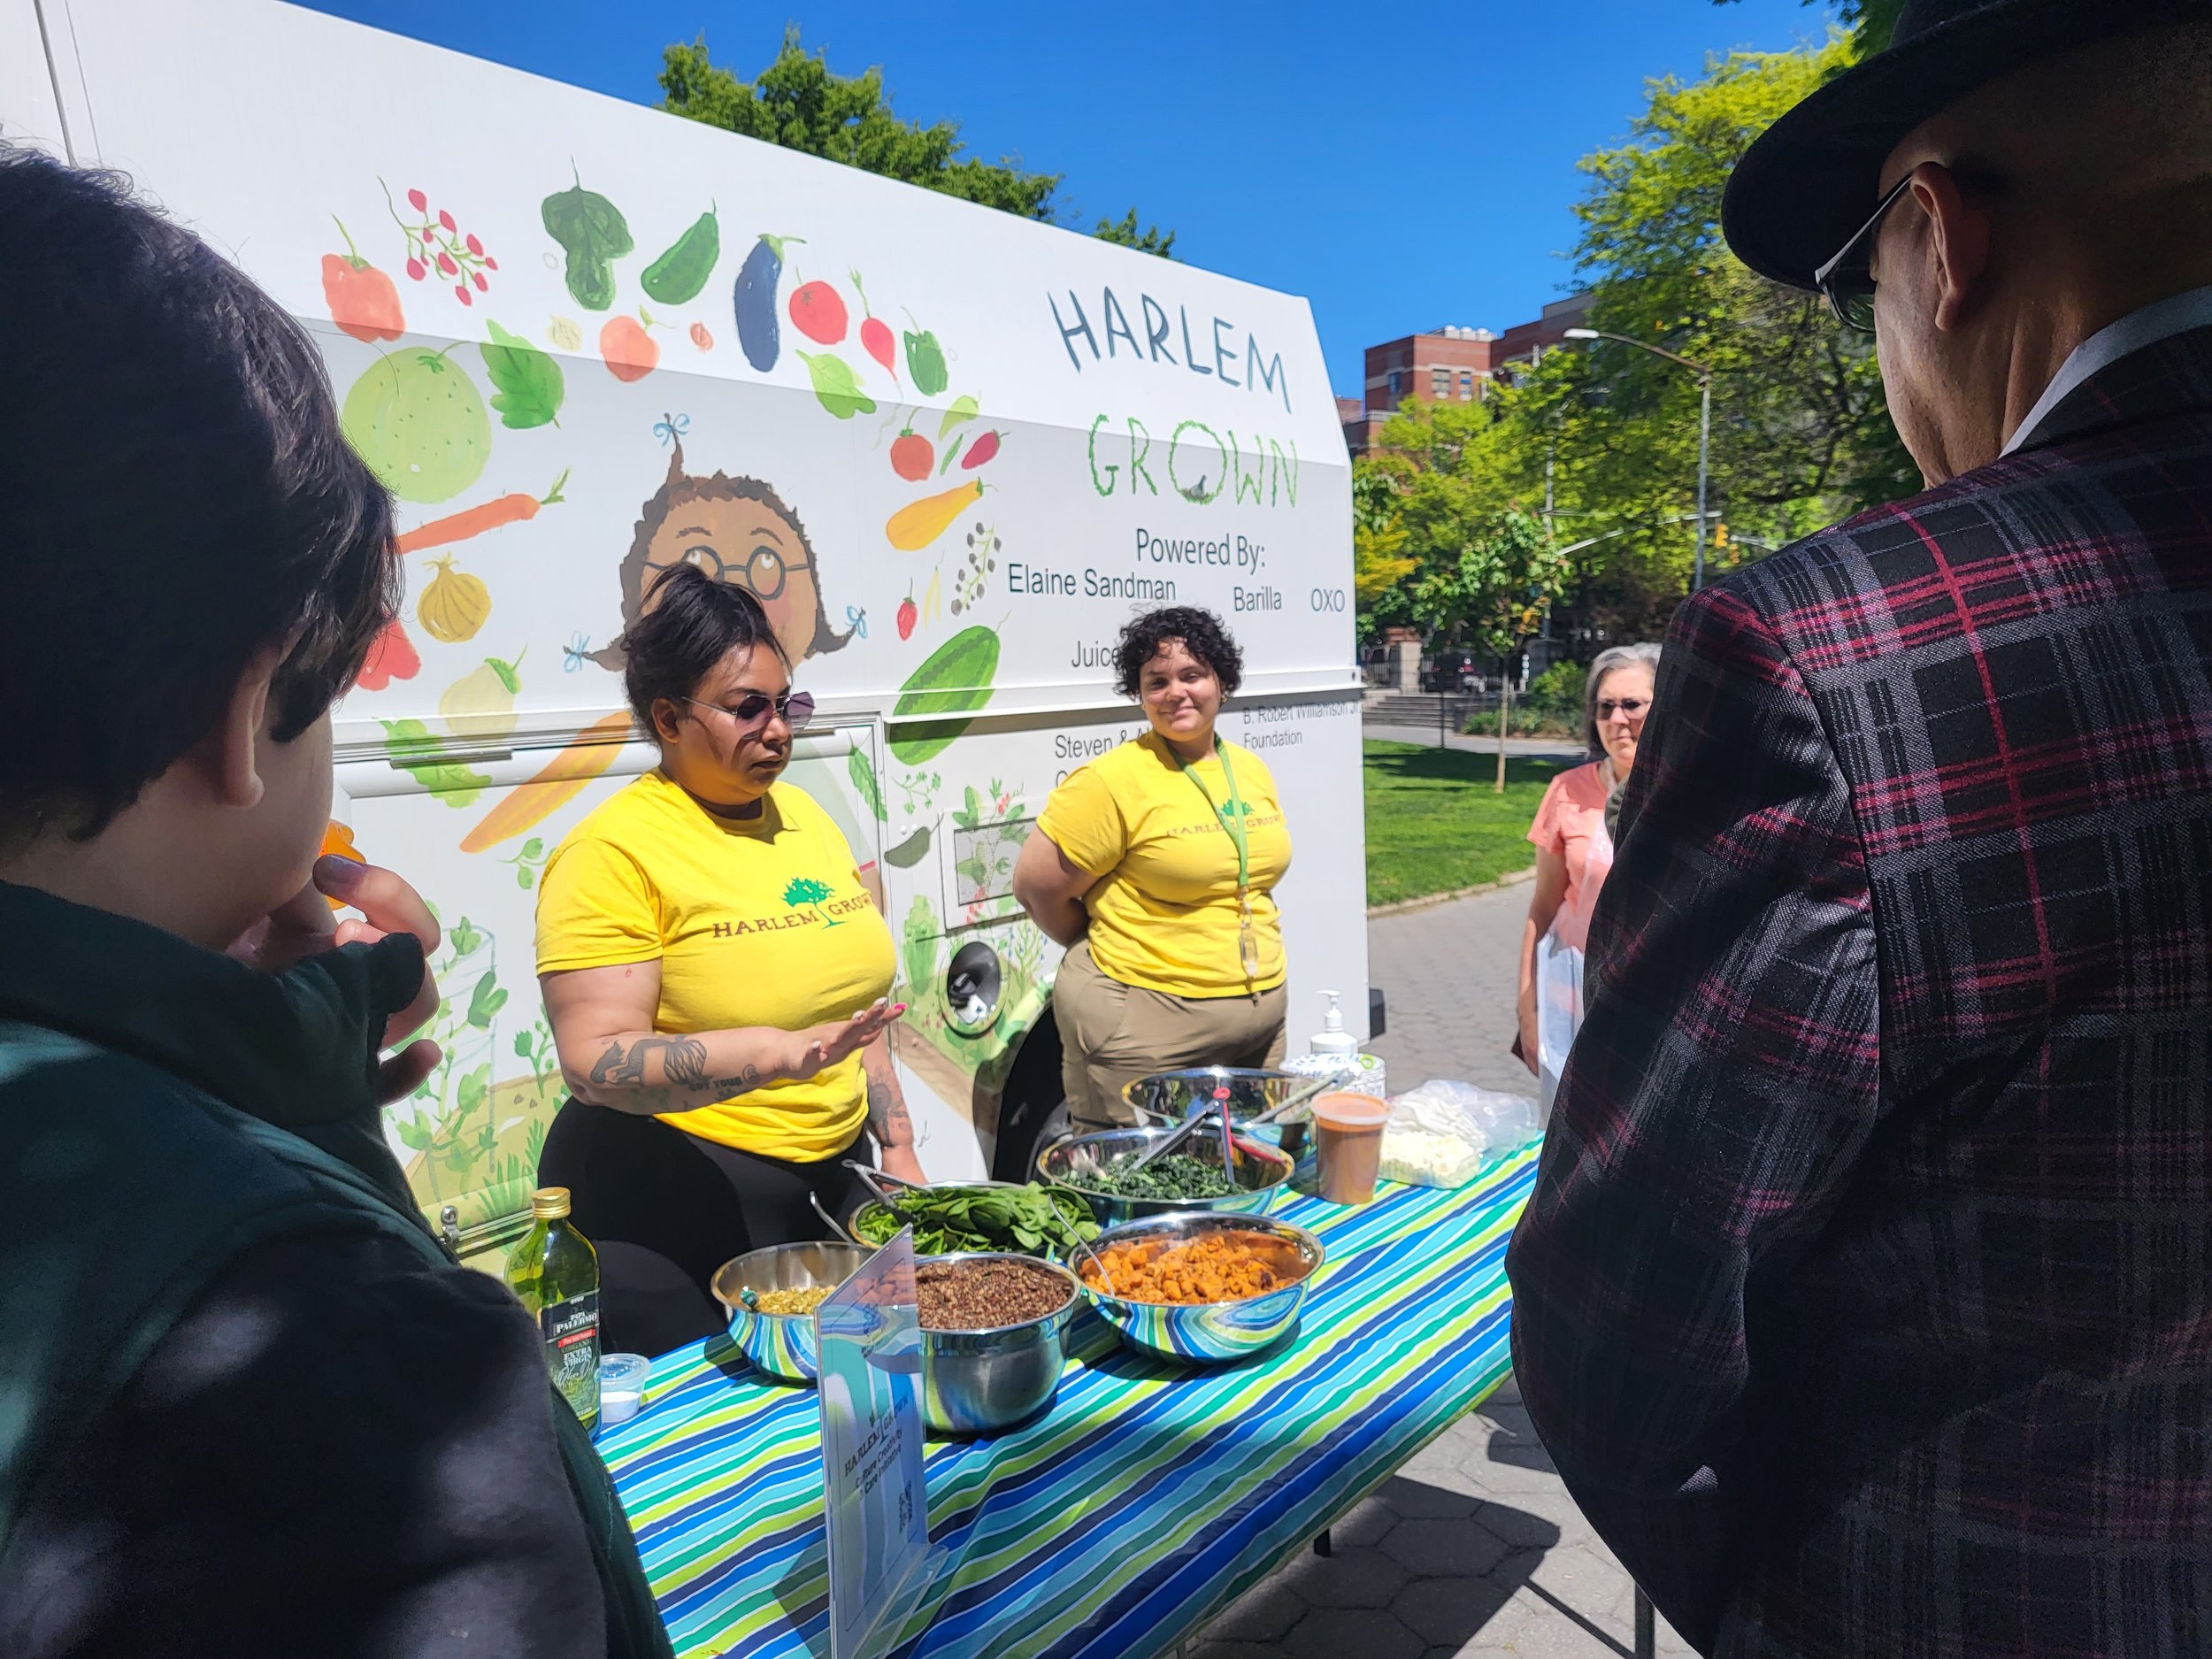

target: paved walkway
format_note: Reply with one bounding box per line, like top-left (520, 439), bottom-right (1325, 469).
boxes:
top-left (1363, 725), bottom-right (1586, 764)
top-left (1188, 886), bottom-right (1692, 1658)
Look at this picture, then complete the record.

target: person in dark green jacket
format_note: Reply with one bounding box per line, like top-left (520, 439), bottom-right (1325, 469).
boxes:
top-left (0, 148), bottom-right (672, 1658)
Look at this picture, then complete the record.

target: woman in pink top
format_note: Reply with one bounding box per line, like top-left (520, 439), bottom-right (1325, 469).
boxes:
top-left (1517, 643), bottom-right (1661, 1112)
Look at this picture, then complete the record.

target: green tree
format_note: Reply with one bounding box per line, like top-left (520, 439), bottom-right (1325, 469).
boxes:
top-left (659, 31), bottom-right (1173, 255)
top-left (1354, 37), bottom-right (1917, 649)
top-left (1715, 0), bottom-right (1902, 55)
top-left (1092, 208), bottom-right (1178, 258)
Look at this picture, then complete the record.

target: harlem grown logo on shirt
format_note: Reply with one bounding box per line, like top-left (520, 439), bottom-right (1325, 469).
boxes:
top-left (706, 878), bottom-right (871, 938)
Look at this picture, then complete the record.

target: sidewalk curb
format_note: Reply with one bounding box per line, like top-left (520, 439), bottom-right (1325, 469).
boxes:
top-left (1367, 864), bottom-right (1535, 919)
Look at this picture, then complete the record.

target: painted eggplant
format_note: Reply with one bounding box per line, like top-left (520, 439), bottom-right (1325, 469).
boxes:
top-left (733, 233), bottom-right (800, 372)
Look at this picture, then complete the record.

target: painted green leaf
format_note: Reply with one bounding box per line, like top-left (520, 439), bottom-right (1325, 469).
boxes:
top-left (541, 167), bottom-right (633, 311)
top-left (514, 1030), bottom-right (535, 1058)
top-left (381, 719), bottom-right (492, 806)
top-left (465, 972), bottom-right (509, 1030)
top-left (936, 393), bottom-right (979, 441)
top-left (796, 351), bottom-right (875, 419)
top-left (457, 1064), bottom-right (490, 1113)
top-left (848, 746), bottom-right (887, 822)
top-left (480, 321), bottom-right (565, 429)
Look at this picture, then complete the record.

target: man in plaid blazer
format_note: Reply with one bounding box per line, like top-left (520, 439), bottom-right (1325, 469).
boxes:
top-left (1507, 3), bottom-right (2212, 1655)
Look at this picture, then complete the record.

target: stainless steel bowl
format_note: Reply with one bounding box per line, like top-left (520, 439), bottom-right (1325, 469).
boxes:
top-left (1074, 1211), bottom-right (1323, 1365)
top-left (1035, 1125), bottom-right (1295, 1227)
top-left (917, 1252), bottom-right (1079, 1436)
top-left (1122, 1066), bottom-right (1314, 1126)
top-left (848, 1180), bottom-right (1095, 1259)
top-left (710, 1241), bottom-right (876, 1385)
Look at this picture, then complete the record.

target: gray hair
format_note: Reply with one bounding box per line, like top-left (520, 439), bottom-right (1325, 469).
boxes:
top-left (1584, 642), bottom-right (1663, 761)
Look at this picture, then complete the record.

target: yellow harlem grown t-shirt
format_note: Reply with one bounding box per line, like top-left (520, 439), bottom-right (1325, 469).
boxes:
top-left (1038, 732), bottom-right (1292, 1000)
top-left (534, 770), bottom-right (896, 1160)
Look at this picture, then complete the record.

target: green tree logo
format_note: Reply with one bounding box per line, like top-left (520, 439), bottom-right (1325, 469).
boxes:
top-left (782, 875), bottom-right (839, 926)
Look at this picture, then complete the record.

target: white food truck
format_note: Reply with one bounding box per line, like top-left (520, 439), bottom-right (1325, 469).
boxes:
top-left (4, 0), bottom-right (1371, 1266)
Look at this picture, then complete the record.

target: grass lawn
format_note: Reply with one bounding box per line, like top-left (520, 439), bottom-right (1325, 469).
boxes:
top-left (1363, 740), bottom-right (1571, 908)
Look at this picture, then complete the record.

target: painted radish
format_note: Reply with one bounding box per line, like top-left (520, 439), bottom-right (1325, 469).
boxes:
top-left (960, 429), bottom-right (1002, 469)
top-left (852, 271), bottom-right (897, 378)
top-left (788, 280), bottom-right (848, 345)
top-left (890, 426), bottom-right (934, 482)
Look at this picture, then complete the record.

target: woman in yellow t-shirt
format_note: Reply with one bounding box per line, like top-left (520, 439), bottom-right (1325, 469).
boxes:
top-left (536, 563), bottom-right (915, 1356)
top-left (1012, 606), bottom-right (1293, 1128)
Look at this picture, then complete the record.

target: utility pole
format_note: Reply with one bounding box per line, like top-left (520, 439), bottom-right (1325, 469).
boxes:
top-left (1694, 372), bottom-right (1712, 592)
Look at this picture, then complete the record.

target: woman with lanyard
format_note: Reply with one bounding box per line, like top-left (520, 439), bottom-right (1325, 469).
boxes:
top-left (1014, 606), bottom-right (1294, 1129)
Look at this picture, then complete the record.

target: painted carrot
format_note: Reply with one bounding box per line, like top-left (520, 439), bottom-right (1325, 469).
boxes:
top-left (457, 709), bottom-right (632, 854)
top-left (396, 471), bottom-right (568, 555)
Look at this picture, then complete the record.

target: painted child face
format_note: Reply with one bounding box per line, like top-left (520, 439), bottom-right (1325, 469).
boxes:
top-left (638, 495), bottom-right (819, 668)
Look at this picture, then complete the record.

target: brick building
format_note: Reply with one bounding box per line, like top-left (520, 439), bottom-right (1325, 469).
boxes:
top-left (1341, 291), bottom-right (1593, 455)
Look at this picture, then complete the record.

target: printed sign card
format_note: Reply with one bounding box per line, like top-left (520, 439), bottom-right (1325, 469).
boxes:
top-left (817, 1228), bottom-right (931, 1659)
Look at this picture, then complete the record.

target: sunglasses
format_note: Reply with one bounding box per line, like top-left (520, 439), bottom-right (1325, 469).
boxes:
top-left (682, 689), bottom-right (815, 731)
top-left (1596, 697), bottom-right (1649, 720)
top-left (1814, 173), bottom-right (1915, 334)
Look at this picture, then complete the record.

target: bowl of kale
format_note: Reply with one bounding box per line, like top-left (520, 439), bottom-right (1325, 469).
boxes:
top-left (1034, 1125), bottom-right (1297, 1225)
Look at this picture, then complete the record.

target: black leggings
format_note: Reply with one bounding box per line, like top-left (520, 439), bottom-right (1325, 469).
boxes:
top-left (538, 1099), bottom-right (873, 1358)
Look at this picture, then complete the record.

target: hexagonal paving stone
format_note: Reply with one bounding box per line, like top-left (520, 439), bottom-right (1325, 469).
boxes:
top-left (1379, 1514), bottom-right (1512, 1578)
top-left (1282, 1544), bottom-right (1410, 1609)
top-left (1376, 1474), bottom-right (1486, 1521)
top-left (1330, 1494), bottom-right (1400, 1550)
top-left (1203, 1577), bottom-right (1307, 1644)
top-left (1394, 1569), bottom-right (1524, 1647)
top-left (1284, 1606), bottom-right (1426, 1659)
top-left (1189, 1642), bottom-right (1299, 1659)
top-left (1471, 1500), bottom-right (1565, 1551)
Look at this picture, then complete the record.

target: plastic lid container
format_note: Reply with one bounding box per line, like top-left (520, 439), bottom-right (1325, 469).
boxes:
top-left (600, 1387), bottom-right (642, 1427)
top-left (600, 1353), bottom-right (651, 1391)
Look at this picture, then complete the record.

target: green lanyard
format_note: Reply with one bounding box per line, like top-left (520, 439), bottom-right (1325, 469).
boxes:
top-left (1177, 739), bottom-right (1263, 980)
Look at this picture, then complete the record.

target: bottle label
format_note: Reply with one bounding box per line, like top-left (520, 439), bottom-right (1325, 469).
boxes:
top-left (541, 1292), bottom-right (602, 1424)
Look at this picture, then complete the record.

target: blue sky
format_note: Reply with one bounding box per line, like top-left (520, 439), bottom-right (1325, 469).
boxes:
top-left (299, 0), bottom-right (1837, 398)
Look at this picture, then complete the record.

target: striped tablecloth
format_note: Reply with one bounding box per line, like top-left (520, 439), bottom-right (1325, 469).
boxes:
top-left (603, 1141), bottom-right (1540, 1659)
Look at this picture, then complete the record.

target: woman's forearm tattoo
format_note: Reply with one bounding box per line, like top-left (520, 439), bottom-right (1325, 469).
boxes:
top-left (588, 1035), bottom-right (761, 1103)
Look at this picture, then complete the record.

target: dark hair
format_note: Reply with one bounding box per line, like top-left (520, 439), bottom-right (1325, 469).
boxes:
top-left (0, 147), bottom-right (397, 841)
top-left (589, 439), bottom-right (849, 672)
top-left (619, 560), bottom-right (789, 733)
top-left (1112, 606), bottom-right (1244, 701)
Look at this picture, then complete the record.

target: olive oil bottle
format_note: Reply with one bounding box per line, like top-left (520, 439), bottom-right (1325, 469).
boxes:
top-left (506, 1187), bottom-right (602, 1431)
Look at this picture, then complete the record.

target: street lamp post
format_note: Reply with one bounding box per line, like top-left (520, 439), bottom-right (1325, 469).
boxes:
top-left (1563, 326), bottom-right (1715, 591)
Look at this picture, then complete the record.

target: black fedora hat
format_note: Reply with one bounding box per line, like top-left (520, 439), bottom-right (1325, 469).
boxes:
top-left (1723, 0), bottom-right (2211, 289)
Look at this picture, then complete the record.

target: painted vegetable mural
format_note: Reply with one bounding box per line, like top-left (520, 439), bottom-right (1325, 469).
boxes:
top-left (887, 480), bottom-right (985, 551)
top-left (479, 322), bottom-right (565, 429)
top-left (733, 233), bottom-right (799, 370)
top-left (383, 184), bottom-right (495, 306)
top-left (788, 280), bottom-right (847, 344)
top-left (459, 710), bottom-right (634, 853)
top-left (342, 348), bottom-right (491, 503)
top-left (641, 205), bottom-right (720, 304)
top-left (542, 166), bottom-right (633, 311)
top-left (888, 625), bottom-right (1002, 763)
top-left (396, 473), bottom-right (568, 557)
top-left (383, 718), bottom-right (492, 804)
top-left (798, 350), bottom-right (872, 419)
top-left (904, 326), bottom-right (949, 396)
top-left (853, 273), bottom-right (896, 377)
top-left (322, 218), bottom-right (404, 342)
top-left (890, 427), bottom-right (933, 481)
top-left (600, 313), bottom-right (659, 382)
top-left (357, 618), bottom-right (421, 691)
top-left (419, 557), bottom-right (491, 644)
top-left (440, 651), bottom-right (526, 741)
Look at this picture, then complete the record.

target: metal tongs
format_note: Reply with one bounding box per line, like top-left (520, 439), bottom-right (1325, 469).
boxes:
top-left (810, 1161), bottom-right (924, 1246)
top-left (1124, 1072), bottom-right (1334, 1176)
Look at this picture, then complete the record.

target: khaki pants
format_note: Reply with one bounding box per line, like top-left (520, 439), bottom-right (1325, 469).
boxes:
top-left (1056, 941), bottom-right (1288, 1128)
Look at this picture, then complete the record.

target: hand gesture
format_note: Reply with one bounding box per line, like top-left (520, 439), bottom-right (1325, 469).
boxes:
top-left (787, 998), bottom-right (906, 1079)
top-left (228, 855), bottom-right (442, 1103)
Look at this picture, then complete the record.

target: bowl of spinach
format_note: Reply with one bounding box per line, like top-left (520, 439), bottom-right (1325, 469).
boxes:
top-left (849, 1180), bottom-right (1102, 1259)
